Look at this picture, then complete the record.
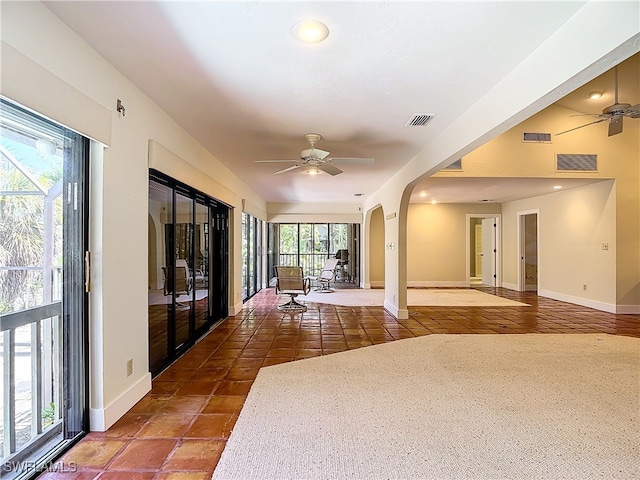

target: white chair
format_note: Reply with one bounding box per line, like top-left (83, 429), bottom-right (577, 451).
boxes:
top-left (309, 258), bottom-right (340, 292)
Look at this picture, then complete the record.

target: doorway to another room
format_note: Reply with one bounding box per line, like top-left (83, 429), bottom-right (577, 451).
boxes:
top-left (467, 214), bottom-right (501, 287)
top-left (518, 210), bottom-right (539, 292)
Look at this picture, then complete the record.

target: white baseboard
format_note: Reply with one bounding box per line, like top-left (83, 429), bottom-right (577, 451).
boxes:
top-left (363, 283), bottom-right (371, 289)
top-left (538, 289), bottom-right (618, 314)
top-left (90, 372), bottom-right (151, 432)
top-left (501, 282), bottom-right (518, 291)
top-left (616, 305), bottom-right (640, 314)
top-left (383, 299), bottom-right (409, 320)
top-left (229, 301), bottom-right (243, 316)
top-left (407, 281), bottom-right (468, 288)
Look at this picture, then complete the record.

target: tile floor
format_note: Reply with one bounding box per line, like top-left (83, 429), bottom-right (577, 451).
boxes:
top-left (39, 287), bottom-right (639, 479)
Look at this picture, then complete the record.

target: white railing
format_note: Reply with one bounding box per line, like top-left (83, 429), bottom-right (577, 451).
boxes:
top-left (1, 302), bottom-right (63, 462)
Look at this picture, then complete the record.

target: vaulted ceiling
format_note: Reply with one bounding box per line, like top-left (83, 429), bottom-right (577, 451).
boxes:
top-left (44, 2), bottom-right (639, 204)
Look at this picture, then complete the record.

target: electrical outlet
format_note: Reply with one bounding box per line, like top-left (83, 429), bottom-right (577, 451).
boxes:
top-left (601, 242), bottom-right (609, 251)
top-left (126, 359), bottom-right (133, 377)
top-left (583, 284), bottom-right (587, 291)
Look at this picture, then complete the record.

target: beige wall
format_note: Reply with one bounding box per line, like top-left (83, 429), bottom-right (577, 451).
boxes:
top-left (368, 207), bottom-right (385, 287)
top-left (407, 203), bottom-right (501, 286)
top-left (502, 180), bottom-right (617, 311)
top-left (267, 202), bottom-right (362, 224)
top-left (363, 3), bottom-right (639, 318)
top-left (451, 95), bottom-right (639, 309)
top-left (1, 2), bottom-right (267, 430)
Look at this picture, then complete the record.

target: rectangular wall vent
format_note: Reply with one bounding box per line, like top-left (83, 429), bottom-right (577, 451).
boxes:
top-left (522, 132), bottom-right (552, 143)
top-left (405, 113), bottom-right (434, 127)
top-left (556, 154), bottom-right (597, 171)
top-left (443, 158), bottom-right (462, 170)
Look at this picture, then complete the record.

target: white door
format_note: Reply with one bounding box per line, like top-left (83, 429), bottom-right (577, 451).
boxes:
top-left (481, 218), bottom-right (496, 286)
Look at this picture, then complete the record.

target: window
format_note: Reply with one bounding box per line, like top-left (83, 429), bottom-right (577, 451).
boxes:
top-left (268, 223), bottom-right (359, 283)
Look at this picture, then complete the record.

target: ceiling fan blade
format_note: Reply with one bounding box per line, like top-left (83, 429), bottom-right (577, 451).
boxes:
top-left (272, 164), bottom-right (302, 175)
top-left (625, 104), bottom-right (640, 118)
top-left (318, 163), bottom-right (343, 176)
top-left (301, 148), bottom-right (330, 160)
top-left (555, 118), bottom-right (608, 136)
top-left (255, 159), bottom-right (298, 163)
top-left (608, 116), bottom-right (623, 136)
top-left (329, 157), bottom-right (375, 166)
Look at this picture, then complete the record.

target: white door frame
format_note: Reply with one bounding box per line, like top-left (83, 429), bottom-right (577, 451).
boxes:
top-left (466, 214), bottom-right (502, 287)
top-left (517, 209), bottom-right (540, 292)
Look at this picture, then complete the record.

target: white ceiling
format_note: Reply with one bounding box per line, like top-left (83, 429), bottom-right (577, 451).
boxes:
top-left (43, 2), bottom-right (638, 205)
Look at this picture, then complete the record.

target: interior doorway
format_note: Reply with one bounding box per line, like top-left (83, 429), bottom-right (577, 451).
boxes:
top-left (467, 214), bottom-right (501, 287)
top-left (518, 210), bottom-right (539, 291)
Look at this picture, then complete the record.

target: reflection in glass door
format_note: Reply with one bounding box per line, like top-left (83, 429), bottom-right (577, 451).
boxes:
top-left (148, 171), bottom-right (229, 377)
top-left (148, 180), bottom-right (172, 373)
top-left (173, 190), bottom-right (193, 351)
top-left (194, 201), bottom-right (209, 331)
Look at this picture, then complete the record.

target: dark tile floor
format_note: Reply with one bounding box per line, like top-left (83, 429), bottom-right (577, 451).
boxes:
top-left (40, 287), bottom-right (639, 479)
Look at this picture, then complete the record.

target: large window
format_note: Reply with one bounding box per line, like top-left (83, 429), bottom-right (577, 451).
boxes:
top-left (241, 212), bottom-right (263, 301)
top-left (0, 99), bottom-right (89, 479)
top-left (148, 170), bottom-right (229, 376)
top-left (268, 223), bottom-right (358, 283)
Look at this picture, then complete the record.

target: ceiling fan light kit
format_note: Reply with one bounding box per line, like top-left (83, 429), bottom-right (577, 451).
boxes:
top-left (254, 133), bottom-right (374, 176)
top-left (556, 67), bottom-right (639, 137)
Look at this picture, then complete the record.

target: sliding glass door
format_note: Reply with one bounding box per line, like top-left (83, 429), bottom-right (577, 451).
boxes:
top-left (267, 223), bottom-right (360, 284)
top-left (241, 212), bottom-right (263, 301)
top-left (0, 99), bottom-right (88, 478)
top-left (148, 171), bottom-right (229, 376)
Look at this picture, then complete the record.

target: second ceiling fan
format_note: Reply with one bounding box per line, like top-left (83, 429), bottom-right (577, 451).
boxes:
top-left (255, 133), bottom-right (374, 176)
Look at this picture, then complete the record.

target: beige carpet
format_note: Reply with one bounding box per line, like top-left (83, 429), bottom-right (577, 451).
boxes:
top-left (297, 288), bottom-right (528, 307)
top-left (213, 334), bottom-right (640, 479)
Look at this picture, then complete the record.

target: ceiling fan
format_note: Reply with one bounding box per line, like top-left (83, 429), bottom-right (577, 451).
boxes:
top-left (556, 67), bottom-right (640, 137)
top-left (254, 133), bottom-right (374, 176)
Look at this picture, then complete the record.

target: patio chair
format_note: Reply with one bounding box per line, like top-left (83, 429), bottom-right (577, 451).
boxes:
top-left (309, 258), bottom-right (340, 292)
top-left (162, 266), bottom-right (191, 297)
top-left (275, 265), bottom-right (311, 312)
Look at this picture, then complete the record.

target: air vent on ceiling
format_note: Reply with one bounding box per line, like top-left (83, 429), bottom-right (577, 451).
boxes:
top-left (556, 154), bottom-right (597, 171)
top-left (522, 132), bottom-right (552, 143)
top-left (443, 158), bottom-right (462, 170)
top-left (405, 113), bottom-right (434, 127)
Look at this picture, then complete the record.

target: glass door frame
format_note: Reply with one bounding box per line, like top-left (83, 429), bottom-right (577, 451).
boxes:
top-left (148, 169), bottom-right (229, 377)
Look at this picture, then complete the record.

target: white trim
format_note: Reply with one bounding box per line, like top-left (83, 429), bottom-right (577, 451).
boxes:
top-left (517, 209), bottom-right (540, 292)
top-left (362, 282), bottom-right (372, 289)
top-left (407, 281), bottom-right (468, 288)
top-left (466, 214), bottom-right (502, 287)
top-left (90, 373), bottom-right (151, 432)
top-left (383, 299), bottom-right (409, 320)
top-left (538, 289), bottom-right (616, 314)
top-left (502, 282), bottom-right (519, 291)
top-left (616, 305), bottom-right (640, 315)
top-left (229, 301), bottom-right (244, 316)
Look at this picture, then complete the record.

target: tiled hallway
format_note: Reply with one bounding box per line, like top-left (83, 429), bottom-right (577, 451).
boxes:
top-left (40, 288), bottom-right (640, 479)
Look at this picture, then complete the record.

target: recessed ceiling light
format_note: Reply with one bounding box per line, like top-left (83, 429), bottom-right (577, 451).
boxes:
top-left (553, 185), bottom-right (562, 189)
top-left (431, 200), bottom-right (437, 205)
top-left (419, 192), bottom-right (427, 197)
top-left (589, 91), bottom-right (603, 100)
top-left (293, 21), bottom-right (329, 43)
